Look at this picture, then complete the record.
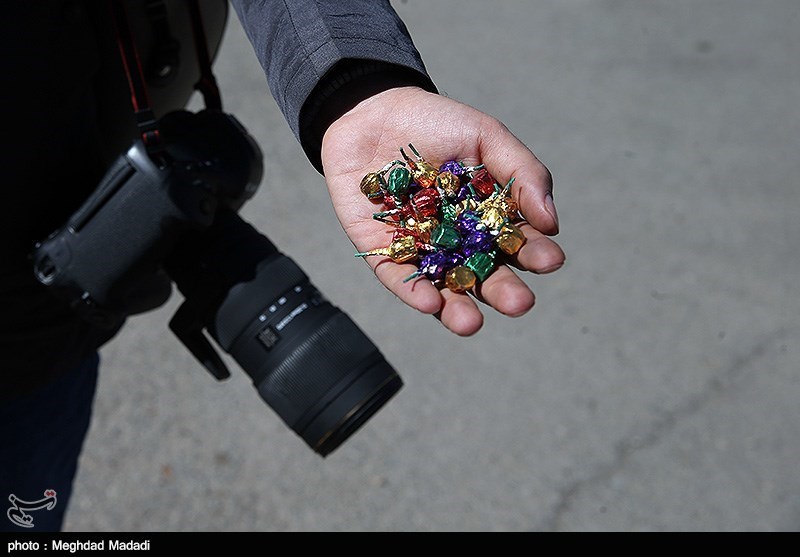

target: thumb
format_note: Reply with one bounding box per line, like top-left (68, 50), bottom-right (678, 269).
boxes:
top-left (477, 118), bottom-right (559, 236)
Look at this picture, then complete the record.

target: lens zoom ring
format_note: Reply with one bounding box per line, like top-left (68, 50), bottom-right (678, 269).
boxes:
top-left (257, 312), bottom-right (377, 427)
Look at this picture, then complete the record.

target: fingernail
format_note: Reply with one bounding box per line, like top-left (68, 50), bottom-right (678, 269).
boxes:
top-left (544, 192), bottom-right (559, 232)
top-left (536, 261), bottom-right (565, 275)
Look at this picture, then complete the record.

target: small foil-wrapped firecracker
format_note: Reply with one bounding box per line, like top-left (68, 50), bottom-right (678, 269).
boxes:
top-left (355, 144), bottom-right (527, 293)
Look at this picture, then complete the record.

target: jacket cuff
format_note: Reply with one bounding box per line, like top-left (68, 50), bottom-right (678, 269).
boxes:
top-left (298, 59), bottom-right (437, 174)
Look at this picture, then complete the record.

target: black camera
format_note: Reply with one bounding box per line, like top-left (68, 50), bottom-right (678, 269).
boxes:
top-left (33, 109), bottom-right (402, 456)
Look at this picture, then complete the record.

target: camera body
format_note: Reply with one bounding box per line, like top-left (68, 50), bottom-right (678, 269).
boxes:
top-left (33, 109), bottom-right (402, 456)
top-left (33, 109), bottom-right (260, 329)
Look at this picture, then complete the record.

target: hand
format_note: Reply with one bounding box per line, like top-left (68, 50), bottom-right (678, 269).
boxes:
top-left (320, 86), bottom-right (565, 336)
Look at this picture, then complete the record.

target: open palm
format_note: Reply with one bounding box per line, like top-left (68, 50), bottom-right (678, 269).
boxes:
top-left (321, 86), bottom-right (564, 336)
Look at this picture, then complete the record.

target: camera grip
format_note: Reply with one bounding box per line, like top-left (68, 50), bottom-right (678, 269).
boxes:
top-left (33, 141), bottom-right (216, 327)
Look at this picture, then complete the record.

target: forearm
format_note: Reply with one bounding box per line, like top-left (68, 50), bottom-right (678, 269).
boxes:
top-left (229, 0), bottom-right (437, 172)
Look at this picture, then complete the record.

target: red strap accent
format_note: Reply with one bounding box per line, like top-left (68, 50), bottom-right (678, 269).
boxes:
top-left (109, 0), bottom-right (223, 152)
top-left (109, 0), bottom-right (162, 152)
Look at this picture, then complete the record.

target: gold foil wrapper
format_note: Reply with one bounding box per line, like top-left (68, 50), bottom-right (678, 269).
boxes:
top-left (412, 161), bottom-right (439, 188)
top-left (496, 223), bottom-right (526, 255)
top-left (445, 266), bottom-right (477, 293)
top-left (360, 173), bottom-right (382, 198)
top-left (388, 235), bottom-right (418, 263)
top-left (457, 198), bottom-right (478, 214)
top-left (411, 217), bottom-right (439, 244)
top-left (436, 171), bottom-right (460, 196)
top-left (480, 207), bottom-right (506, 232)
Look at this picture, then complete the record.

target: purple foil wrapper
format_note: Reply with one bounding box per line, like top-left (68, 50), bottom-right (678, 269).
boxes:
top-left (462, 230), bottom-right (494, 257)
top-left (456, 211), bottom-right (481, 235)
top-left (419, 252), bottom-right (449, 281)
top-left (439, 160), bottom-right (465, 176)
top-left (455, 185), bottom-right (472, 203)
top-left (419, 251), bottom-right (463, 281)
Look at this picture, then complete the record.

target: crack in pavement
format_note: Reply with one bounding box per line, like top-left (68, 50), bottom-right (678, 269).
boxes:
top-left (535, 326), bottom-right (793, 531)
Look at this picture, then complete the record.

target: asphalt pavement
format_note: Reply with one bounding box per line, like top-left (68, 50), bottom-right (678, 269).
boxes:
top-left (64, 0), bottom-right (799, 531)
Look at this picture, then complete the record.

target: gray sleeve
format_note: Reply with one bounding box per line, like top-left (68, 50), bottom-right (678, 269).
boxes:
top-left (229, 0), bottom-right (435, 140)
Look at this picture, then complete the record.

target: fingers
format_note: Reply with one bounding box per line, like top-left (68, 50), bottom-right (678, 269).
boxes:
top-left (433, 225), bottom-right (561, 333)
top-left (506, 222), bottom-right (566, 274)
top-left (353, 219), bottom-right (558, 331)
top-left (434, 264), bottom-right (536, 336)
top-left (366, 257), bottom-right (443, 315)
top-left (473, 265), bottom-right (535, 317)
top-left (477, 118), bottom-right (560, 236)
top-left (366, 253), bottom-right (537, 334)
top-left (435, 289), bottom-right (484, 336)
top-left (367, 257), bottom-right (487, 336)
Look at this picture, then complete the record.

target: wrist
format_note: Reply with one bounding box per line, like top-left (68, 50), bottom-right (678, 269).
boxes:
top-left (299, 59), bottom-right (437, 174)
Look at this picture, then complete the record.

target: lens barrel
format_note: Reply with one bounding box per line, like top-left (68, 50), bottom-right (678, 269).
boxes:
top-left (168, 213), bottom-right (402, 456)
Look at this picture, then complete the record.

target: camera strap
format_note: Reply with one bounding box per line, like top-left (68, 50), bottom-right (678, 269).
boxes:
top-left (109, 0), bottom-right (222, 157)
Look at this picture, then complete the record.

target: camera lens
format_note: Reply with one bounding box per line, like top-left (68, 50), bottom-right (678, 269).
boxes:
top-left (214, 257), bottom-right (402, 456)
top-left (167, 213), bottom-right (402, 456)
